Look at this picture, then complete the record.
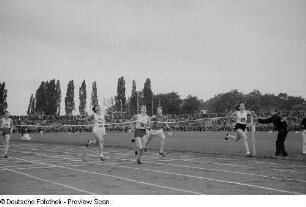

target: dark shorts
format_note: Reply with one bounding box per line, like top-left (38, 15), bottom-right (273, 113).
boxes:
top-left (1, 128), bottom-right (11, 136)
top-left (235, 123), bottom-right (246, 132)
top-left (134, 129), bottom-right (147, 138)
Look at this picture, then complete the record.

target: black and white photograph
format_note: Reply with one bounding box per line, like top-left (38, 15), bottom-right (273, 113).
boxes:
top-left (0, 0), bottom-right (305, 206)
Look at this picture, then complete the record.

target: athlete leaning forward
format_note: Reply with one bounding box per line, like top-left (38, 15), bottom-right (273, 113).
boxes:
top-left (144, 106), bottom-right (172, 157)
top-left (130, 105), bottom-right (151, 164)
top-left (80, 104), bottom-right (107, 161)
top-left (225, 102), bottom-right (257, 157)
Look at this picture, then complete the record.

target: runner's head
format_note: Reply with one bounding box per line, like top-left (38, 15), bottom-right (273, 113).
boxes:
top-left (157, 107), bottom-right (163, 115)
top-left (140, 105), bottom-right (147, 114)
top-left (236, 102), bottom-right (245, 111)
top-left (92, 105), bottom-right (101, 113)
top-left (3, 110), bottom-right (10, 118)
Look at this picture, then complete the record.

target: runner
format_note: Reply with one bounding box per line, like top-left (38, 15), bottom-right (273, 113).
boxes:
top-left (80, 105), bottom-right (107, 161)
top-left (225, 102), bottom-right (257, 157)
top-left (130, 105), bottom-right (150, 164)
top-left (1, 111), bottom-right (14, 158)
top-left (145, 107), bottom-right (171, 157)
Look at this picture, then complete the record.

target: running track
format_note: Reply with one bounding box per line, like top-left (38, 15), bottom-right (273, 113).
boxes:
top-left (0, 142), bottom-right (306, 195)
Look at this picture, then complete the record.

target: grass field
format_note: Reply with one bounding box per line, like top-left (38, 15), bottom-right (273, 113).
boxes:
top-left (9, 130), bottom-right (306, 161)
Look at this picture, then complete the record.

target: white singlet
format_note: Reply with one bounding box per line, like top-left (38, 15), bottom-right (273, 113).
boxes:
top-left (92, 113), bottom-right (105, 135)
top-left (135, 114), bottom-right (150, 129)
top-left (1, 118), bottom-right (13, 129)
top-left (236, 110), bottom-right (247, 125)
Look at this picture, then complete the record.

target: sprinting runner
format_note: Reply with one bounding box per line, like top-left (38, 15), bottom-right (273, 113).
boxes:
top-left (1, 111), bottom-right (13, 158)
top-left (145, 107), bottom-right (171, 157)
top-left (225, 102), bottom-right (257, 157)
top-left (81, 105), bottom-right (107, 161)
top-left (130, 105), bottom-right (150, 164)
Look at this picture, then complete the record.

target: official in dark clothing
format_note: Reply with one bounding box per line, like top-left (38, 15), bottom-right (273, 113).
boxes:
top-left (300, 116), bottom-right (306, 154)
top-left (257, 107), bottom-right (288, 156)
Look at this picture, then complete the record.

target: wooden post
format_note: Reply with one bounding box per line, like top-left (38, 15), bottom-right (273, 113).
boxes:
top-left (251, 116), bottom-right (256, 156)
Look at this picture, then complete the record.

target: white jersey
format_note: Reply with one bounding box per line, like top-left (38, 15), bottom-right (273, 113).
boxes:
top-left (93, 113), bottom-right (105, 135)
top-left (1, 118), bottom-right (13, 129)
top-left (236, 110), bottom-right (247, 125)
top-left (135, 114), bottom-right (150, 129)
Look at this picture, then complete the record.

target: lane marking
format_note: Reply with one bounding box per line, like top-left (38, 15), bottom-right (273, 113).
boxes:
top-left (12, 157), bottom-right (203, 195)
top-left (0, 167), bottom-right (96, 195)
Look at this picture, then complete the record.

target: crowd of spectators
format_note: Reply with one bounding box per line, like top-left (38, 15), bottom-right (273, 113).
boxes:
top-left (7, 110), bottom-right (305, 135)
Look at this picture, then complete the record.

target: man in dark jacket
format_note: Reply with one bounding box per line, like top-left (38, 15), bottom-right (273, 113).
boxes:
top-left (257, 107), bottom-right (288, 156)
top-left (300, 115), bottom-right (306, 154)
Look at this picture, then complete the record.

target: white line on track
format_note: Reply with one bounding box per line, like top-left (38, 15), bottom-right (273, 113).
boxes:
top-left (15, 151), bottom-right (305, 195)
top-left (271, 168), bottom-right (306, 174)
top-left (160, 157), bottom-right (306, 168)
top-left (254, 161), bottom-right (306, 168)
top-left (108, 156), bottom-right (306, 183)
top-left (8, 145), bottom-right (306, 176)
top-left (7, 145), bottom-right (306, 194)
top-left (0, 167), bottom-right (96, 195)
top-left (151, 162), bottom-right (306, 183)
top-left (14, 166), bottom-right (59, 170)
top-left (1, 164), bottom-right (52, 169)
top-left (11, 157), bottom-right (203, 195)
top-left (102, 162), bottom-right (302, 195)
top-left (13, 144), bottom-right (306, 168)
top-left (159, 158), bottom-right (257, 169)
top-left (14, 147), bottom-right (306, 183)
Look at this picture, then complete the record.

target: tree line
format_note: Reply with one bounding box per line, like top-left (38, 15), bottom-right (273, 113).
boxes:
top-left (203, 89), bottom-right (306, 114)
top-left (25, 77), bottom-right (203, 116)
top-left (0, 80), bottom-right (305, 116)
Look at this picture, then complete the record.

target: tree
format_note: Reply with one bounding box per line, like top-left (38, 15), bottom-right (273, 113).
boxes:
top-left (91, 81), bottom-right (99, 108)
top-left (56, 80), bottom-right (61, 116)
top-left (129, 80), bottom-right (137, 115)
top-left (79, 80), bottom-right (87, 116)
top-left (0, 82), bottom-right (8, 115)
top-left (204, 90), bottom-right (244, 113)
top-left (143, 78), bottom-right (153, 116)
top-left (115, 76), bottom-right (126, 115)
top-left (245, 89), bottom-right (262, 112)
top-left (65, 80), bottom-right (75, 116)
top-left (35, 81), bottom-right (46, 116)
top-left (202, 89), bottom-right (306, 113)
top-left (45, 79), bottom-right (57, 115)
top-left (27, 94), bottom-right (34, 115)
top-left (155, 92), bottom-right (182, 115)
top-left (181, 95), bottom-right (201, 114)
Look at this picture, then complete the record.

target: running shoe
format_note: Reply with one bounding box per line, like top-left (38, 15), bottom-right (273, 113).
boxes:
top-left (225, 134), bottom-right (229, 140)
top-left (85, 141), bottom-right (90, 147)
top-left (99, 156), bottom-right (105, 161)
top-left (159, 151), bottom-right (166, 157)
top-left (4, 154), bottom-right (8, 158)
top-left (246, 153), bottom-right (253, 157)
top-left (137, 159), bottom-right (142, 164)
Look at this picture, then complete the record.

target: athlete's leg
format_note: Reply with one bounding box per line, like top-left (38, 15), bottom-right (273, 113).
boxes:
top-left (145, 133), bottom-right (155, 148)
top-left (93, 132), bottom-right (104, 160)
top-left (156, 131), bottom-right (166, 154)
top-left (226, 133), bottom-right (240, 141)
top-left (135, 136), bottom-right (144, 164)
top-left (236, 129), bottom-right (251, 156)
top-left (3, 134), bottom-right (10, 157)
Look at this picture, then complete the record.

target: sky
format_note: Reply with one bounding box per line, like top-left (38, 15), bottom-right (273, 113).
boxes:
top-left (0, 0), bottom-right (305, 115)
